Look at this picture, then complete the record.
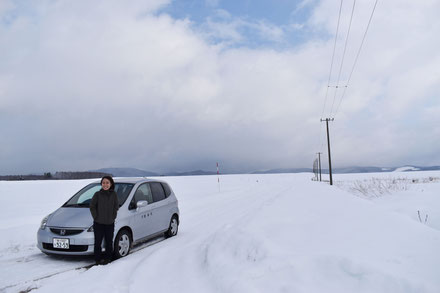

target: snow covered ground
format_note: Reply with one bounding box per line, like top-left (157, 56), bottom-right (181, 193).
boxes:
top-left (0, 171), bottom-right (439, 293)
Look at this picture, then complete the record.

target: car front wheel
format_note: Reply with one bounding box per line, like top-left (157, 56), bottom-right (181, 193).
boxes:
top-left (166, 216), bottom-right (178, 238)
top-left (114, 229), bottom-right (131, 259)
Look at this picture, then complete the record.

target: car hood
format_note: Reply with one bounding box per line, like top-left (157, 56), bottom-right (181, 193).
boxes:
top-left (47, 207), bottom-right (93, 228)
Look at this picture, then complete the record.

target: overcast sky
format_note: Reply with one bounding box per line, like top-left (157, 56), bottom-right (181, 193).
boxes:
top-left (0, 0), bottom-right (439, 175)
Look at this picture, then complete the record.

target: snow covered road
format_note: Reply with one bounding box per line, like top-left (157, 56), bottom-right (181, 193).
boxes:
top-left (0, 172), bottom-right (439, 292)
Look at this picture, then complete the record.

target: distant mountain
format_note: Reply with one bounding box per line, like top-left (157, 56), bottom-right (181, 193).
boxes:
top-left (253, 165), bottom-right (440, 175)
top-left (165, 170), bottom-right (217, 176)
top-left (393, 166), bottom-right (421, 172)
top-left (337, 165), bottom-right (440, 173)
top-left (91, 168), bottom-right (159, 177)
top-left (91, 168), bottom-right (216, 177)
top-left (410, 165), bottom-right (440, 171)
top-left (91, 165), bottom-right (440, 178)
top-left (252, 168), bottom-right (312, 174)
top-left (333, 166), bottom-right (386, 174)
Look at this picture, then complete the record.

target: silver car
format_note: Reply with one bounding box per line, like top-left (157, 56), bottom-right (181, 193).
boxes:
top-left (37, 178), bottom-right (179, 258)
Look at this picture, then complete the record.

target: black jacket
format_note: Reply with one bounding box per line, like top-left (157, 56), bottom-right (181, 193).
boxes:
top-left (90, 189), bottom-right (119, 225)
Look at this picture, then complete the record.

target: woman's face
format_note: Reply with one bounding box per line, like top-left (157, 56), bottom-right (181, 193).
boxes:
top-left (101, 178), bottom-right (111, 191)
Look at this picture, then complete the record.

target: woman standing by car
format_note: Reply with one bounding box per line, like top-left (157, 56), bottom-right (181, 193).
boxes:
top-left (90, 175), bottom-right (119, 265)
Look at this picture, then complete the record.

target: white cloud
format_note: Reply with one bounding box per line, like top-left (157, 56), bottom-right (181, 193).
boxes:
top-left (205, 0), bottom-right (220, 8)
top-left (197, 11), bottom-right (287, 46)
top-left (293, 0), bottom-right (316, 14)
top-left (0, 0), bottom-right (439, 174)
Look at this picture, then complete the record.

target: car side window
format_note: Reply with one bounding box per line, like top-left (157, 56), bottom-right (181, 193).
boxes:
top-left (129, 183), bottom-right (153, 209)
top-left (114, 183), bottom-right (134, 206)
top-left (150, 182), bottom-right (166, 203)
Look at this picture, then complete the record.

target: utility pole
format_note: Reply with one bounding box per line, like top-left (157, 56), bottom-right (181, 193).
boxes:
top-left (317, 152), bottom-right (322, 181)
top-left (320, 118), bottom-right (334, 185)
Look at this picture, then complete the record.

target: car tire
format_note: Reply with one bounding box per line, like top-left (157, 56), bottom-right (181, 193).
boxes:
top-left (113, 229), bottom-right (131, 259)
top-left (165, 216), bottom-right (179, 238)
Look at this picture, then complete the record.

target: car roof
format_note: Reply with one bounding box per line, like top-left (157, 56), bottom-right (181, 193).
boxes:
top-left (92, 177), bottom-right (164, 185)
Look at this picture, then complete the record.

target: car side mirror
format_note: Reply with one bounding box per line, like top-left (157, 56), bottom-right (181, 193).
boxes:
top-left (136, 200), bottom-right (148, 209)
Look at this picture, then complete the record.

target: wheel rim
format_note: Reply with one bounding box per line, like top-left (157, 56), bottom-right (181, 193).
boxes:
top-left (118, 234), bottom-right (130, 256)
top-left (170, 218), bottom-right (178, 235)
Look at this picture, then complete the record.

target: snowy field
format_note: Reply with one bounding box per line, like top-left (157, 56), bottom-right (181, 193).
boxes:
top-left (0, 171), bottom-right (439, 293)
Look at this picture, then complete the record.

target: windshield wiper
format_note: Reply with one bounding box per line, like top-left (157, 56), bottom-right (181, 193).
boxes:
top-left (63, 203), bottom-right (90, 207)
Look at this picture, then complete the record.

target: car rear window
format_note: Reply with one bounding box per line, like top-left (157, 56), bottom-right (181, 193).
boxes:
top-left (150, 182), bottom-right (166, 202)
top-left (161, 182), bottom-right (172, 197)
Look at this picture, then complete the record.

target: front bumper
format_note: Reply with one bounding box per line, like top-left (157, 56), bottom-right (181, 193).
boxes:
top-left (37, 226), bottom-right (95, 255)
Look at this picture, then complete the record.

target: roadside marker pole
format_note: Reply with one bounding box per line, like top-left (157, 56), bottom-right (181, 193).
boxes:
top-left (217, 162), bottom-right (220, 192)
top-left (317, 152), bottom-right (322, 182)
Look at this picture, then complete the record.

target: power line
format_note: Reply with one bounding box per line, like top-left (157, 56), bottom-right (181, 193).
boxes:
top-left (320, 0), bottom-right (344, 120)
top-left (329, 0), bottom-right (357, 117)
top-left (333, 0), bottom-right (379, 118)
top-left (318, 0), bottom-right (344, 154)
top-left (316, 0), bottom-right (379, 185)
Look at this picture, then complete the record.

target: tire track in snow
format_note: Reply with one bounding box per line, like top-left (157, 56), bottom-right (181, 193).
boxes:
top-left (0, 236), bottom-right (165, 292)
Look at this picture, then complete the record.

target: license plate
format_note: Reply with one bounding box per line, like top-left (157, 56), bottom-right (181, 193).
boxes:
top-left (53, 238), bottom-right (69, 249)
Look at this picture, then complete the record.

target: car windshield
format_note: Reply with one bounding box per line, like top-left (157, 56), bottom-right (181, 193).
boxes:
top-left (63, 183), bottom-right (134, 208)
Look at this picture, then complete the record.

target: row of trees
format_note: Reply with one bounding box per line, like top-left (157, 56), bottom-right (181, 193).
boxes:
top-left (0, 171), bottom-right (112, 181)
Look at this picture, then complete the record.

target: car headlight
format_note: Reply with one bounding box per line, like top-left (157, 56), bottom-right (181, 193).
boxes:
top-left (40, 216), bottom-right (49, 230)
top-left (87, 225), bottom-right (94, 232)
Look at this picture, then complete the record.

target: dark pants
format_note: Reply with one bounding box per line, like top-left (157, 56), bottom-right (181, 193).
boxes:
top-left (93, 222), bottom-right (114, 262)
